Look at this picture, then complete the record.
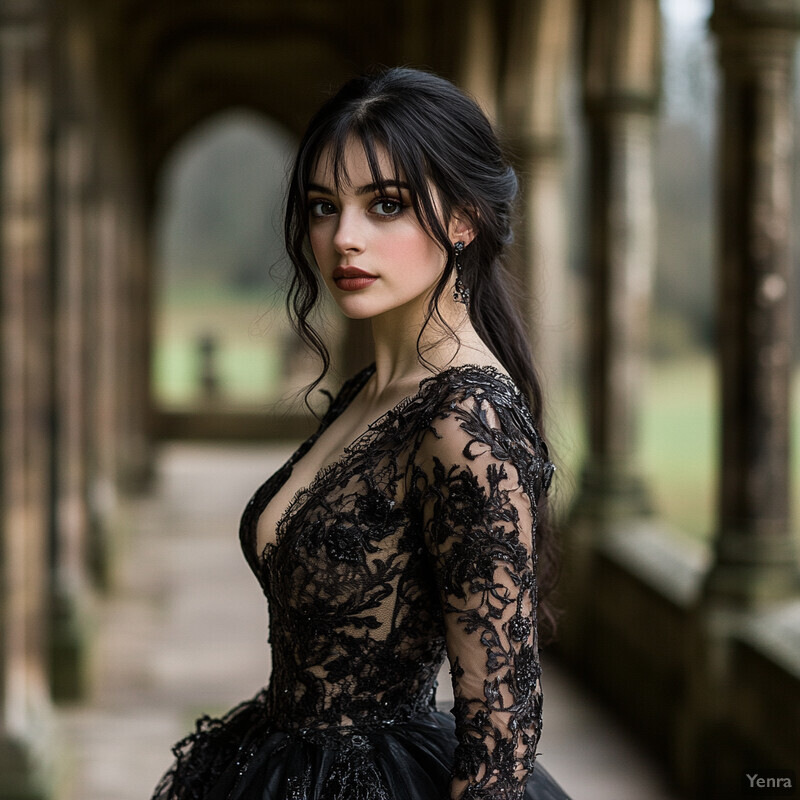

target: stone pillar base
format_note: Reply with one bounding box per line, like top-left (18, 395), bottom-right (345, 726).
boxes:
top-left (87, 476), bottom-right (121, 591)
top-left (572, 458), bottom-right (653, 525)
top-left (0, 726), bottom-right (56, 800)
top-left (119, 452), bottom-right (156, 496)
top-left (48, 587), bottom-right (93, 701)
top-left (557, 457), bottom-right (654, 661)
top-left (703, 531), bottom-right (800, 608)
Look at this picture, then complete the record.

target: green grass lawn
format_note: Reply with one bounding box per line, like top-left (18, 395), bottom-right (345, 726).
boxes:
top-left (153, 294), bottom-right (800, 544)
top-left (153, 287), bottom-right (287, 405)
top-left (642, 356), bottom-right (800, 541)
top-left (641, 356), bottom-right (717, 539)
top-left (548, 354), bottom-right (800, 542)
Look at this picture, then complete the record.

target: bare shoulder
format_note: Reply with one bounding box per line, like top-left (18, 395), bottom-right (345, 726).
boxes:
top-left (438, 340), bottom-right (511, 379)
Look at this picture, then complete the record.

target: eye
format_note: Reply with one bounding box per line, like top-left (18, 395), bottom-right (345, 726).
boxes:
top-left (309, 199), bottom-right (336, 217)
top-left (372, 198), bottom-right (404, 217)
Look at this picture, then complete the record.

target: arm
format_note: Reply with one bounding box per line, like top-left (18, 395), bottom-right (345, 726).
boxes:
top-left (415, 391), bottom-right (548, 800)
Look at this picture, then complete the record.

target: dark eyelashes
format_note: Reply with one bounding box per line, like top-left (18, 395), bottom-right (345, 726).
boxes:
top-left (306, 195), bottom-right (408, 217)
top-left (372, 196), bottom-right (406, 215)
top-left (307, 198), bottom-right (335, 217)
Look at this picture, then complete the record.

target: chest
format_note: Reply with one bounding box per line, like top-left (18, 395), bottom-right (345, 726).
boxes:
top-left (255, 392), bottom-right (416, 557)
top-left (256, 428), bottom-right (358, 555)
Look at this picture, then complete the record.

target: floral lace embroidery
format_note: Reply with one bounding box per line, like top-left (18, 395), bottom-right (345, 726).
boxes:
top-left (153, 364), bottom-right (554, 800)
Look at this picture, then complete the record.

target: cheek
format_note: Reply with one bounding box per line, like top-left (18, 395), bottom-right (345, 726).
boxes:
top-left (383, 228), bottom-right (444, 277)
top-left (308, 228), bottom-right (339, 278)
top-left (308, 227), bottom-right (326, 261)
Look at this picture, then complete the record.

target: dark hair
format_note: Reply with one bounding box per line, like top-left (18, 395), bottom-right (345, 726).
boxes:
top-left (283, 66), bottom-right (558, 642)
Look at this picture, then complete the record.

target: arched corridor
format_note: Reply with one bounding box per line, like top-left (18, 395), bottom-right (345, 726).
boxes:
top-left (152, 111), bottom-right (303, 410)
top-left (1, 1), bottom-right (799, 798)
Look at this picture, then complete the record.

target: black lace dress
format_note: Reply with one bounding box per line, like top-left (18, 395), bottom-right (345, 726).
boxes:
top-left (151, 364), bottom-right (570, 800)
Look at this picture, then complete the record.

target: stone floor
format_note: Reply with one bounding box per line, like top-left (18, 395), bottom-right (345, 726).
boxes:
top-left (56, 443), bottom-right (685, 800)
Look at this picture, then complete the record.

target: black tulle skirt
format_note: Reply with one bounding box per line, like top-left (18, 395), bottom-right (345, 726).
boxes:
top-left (155, 700), bottom-right (571, 800)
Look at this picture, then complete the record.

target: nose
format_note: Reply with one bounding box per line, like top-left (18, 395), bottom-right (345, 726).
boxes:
top-left (332, 206), bottom-right (365, 255)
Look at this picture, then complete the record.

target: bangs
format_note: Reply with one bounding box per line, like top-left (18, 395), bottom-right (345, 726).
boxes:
top-left (303, 113), bottom-right (447, 241)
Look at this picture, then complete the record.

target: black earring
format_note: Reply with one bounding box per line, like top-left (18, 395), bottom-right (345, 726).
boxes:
top-left (453, 241), bottom-right (469, 306)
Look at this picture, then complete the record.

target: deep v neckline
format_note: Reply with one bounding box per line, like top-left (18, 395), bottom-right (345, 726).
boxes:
top-left (255, 362), bottom-right (519, 563)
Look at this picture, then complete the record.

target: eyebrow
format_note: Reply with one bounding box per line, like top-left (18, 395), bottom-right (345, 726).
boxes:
top-left (307, 180), bottom-right (410, 196)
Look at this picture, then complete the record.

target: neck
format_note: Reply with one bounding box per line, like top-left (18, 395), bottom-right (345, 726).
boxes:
top-left (367, 293), bottom-right (481, 396)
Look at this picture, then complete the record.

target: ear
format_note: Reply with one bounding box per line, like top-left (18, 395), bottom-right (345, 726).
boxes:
top-left (447, 212), bottom-right (476, 247)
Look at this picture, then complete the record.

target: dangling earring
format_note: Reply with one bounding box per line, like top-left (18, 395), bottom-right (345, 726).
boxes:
top-left (452, 241), bottom-right (470, 306)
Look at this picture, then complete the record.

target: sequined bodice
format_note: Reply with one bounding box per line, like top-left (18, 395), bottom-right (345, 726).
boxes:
top-left (239, 364), bottom-right (554, 798)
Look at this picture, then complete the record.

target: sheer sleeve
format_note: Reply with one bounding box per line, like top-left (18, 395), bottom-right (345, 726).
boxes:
top-left (412, 384), bottom-right (552, 800)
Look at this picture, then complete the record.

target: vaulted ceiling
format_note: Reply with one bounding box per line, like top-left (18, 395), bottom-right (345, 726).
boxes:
top-left (64, 0), bottom-right (464, 197)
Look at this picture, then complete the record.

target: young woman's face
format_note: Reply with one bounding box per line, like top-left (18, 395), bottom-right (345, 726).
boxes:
top-left (306, 138), bottom-right (449, 321)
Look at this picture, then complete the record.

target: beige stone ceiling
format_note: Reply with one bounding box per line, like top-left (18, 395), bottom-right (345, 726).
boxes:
top-left (67, 0), bottom-right (462, 194)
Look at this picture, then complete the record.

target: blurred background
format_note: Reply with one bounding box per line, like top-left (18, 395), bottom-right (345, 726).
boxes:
top-left (1, 1), bottom-right (798, 799)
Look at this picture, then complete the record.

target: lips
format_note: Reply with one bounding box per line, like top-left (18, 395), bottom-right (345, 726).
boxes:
top-left (332, 265), bottom-right (378, 292)
top-left (332, 265), bottom-right (376, 280)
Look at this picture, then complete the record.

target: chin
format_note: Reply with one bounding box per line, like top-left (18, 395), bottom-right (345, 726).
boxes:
top-left (339, 308), bottom-right (377, 320)
top-left (333, 297), bottom-right (392, 320)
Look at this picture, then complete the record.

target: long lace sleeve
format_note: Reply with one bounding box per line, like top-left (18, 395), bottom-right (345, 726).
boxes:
top-left (413, 382), bottom-right (552, 800)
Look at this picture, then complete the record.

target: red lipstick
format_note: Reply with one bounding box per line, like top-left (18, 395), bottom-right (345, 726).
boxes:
top-left (332, 265), bottom-right (377, 292)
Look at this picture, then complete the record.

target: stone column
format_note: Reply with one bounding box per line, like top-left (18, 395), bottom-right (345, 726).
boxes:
top-left (704, 0), bottom-right (800, 608)
top-left (89, 162), bottom-right (151, 553)
top-left (105, 131), bottom-right (151, 494)
top-left (499, 0), bottom-right (575, 400)
top-left (577, 0), bottom-right (661, 518)
top-left (48, 117), bottom-right (94, 701)
top-left (126, 203), bottom-right (154, 492)
top-left (676, 8), bottom-right (800, 794)
top-left (90, 178), bottom-right (124, 588)
top-left (79, 57), bottom-right (153, 580)
top-left (459, 0), bottom-right (500, 121)
top-left (0, 5), bottom-right (55, 798)
top-left (81, 147), bottom-right (106, 588)
top-left (558, 0), bottom-right (661, 661)
top-left (113, 193), bottom-right (151, 492)
top-left (46, 14), bottom-right (101, 699)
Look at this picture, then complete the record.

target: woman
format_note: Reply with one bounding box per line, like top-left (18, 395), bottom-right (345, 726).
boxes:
top-left (152, 67), bottom-right (569, 800)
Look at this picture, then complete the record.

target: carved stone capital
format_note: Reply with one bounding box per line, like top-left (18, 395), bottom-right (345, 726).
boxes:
top-left (712, 0), bottom-right (800, 32)
top-left (712, 0), bottom-right (800, 66)
top-left (582, 0), bottom-right (662, 113)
